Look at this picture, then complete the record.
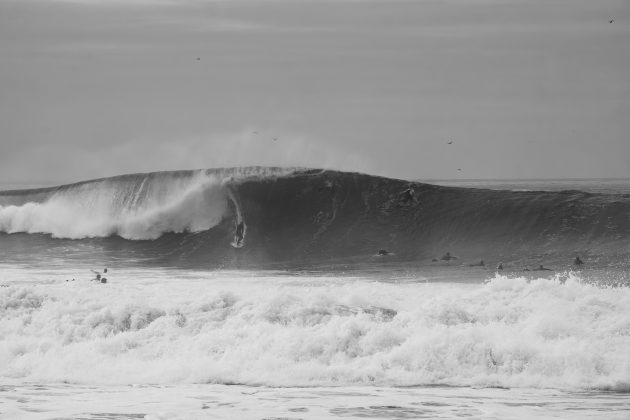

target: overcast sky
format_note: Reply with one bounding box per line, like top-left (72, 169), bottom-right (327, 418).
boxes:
top-left (0, 0), bottom-right (628, 184)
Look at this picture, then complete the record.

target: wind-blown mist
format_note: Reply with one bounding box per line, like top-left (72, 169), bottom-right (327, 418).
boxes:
top-left (8, 132), bottom-right (375, 187)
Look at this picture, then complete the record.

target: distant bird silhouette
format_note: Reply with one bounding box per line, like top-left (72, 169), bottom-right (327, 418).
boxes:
top-left (447, 140), bottom-right (453, 144)
top-left (457, 168), bottom-right (462, 171)
top-left (252, 131), bottom-right (258, 135)
top-left (609, 19), bottom-right (614, 24)
top-left (196, 57), bottom-right (201, 61)
top-left (272, 137), bottom-right (278, 141)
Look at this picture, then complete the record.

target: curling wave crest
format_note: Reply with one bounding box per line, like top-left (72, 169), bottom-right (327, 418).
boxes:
top-left (0, 172), bottom-right (229, 239)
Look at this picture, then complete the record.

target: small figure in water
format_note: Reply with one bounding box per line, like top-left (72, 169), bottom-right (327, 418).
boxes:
top-left (574, 256), bottom-right (584, 265)
top-left (469, 260), bottom-right (484, 267)
top-left (235, 221), bottom-right (245, 246)
top-left (533, 264), bottom-right (552, 271)
top-left (441, 252), bottom-right (458, 261)
top-left (91, 268), bottom-right (108, 283)
top-left (378, 249), bottom-right (390, 256)
top-left (497, 263), bottom-right (503, 270)
top-left (399, 187), bottom-right (415, 205)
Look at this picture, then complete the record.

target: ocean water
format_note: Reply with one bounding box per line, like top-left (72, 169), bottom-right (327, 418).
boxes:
top-left (1, 170), bottom-right (629, 419)
top-left (423, 178), bottom-right (630, 195)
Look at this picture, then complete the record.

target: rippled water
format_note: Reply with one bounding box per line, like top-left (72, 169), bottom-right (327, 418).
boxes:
top-left (2, 382), bottom-right (629, 420)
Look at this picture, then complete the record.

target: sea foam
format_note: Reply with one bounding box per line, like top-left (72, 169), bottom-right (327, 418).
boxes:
top-left (0, 272), bottom-right (628, 391)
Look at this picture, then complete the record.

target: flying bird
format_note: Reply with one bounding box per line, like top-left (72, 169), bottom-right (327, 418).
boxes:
top-left (457, 168), bottom-right (462, 171)
top-left (447, 140), bottom-right (453, 145)
top-left (272, 137), bottom-right (278, 141)
top-left (196, 57), bottom-right (201, 61)
top-left (609, 19), bottom-right (614, 23)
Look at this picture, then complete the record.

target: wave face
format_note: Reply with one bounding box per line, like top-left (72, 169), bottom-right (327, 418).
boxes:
top-left (1, 168), bottom-right (629, 266)
top-left (0, 274), bottom-right (628, 390)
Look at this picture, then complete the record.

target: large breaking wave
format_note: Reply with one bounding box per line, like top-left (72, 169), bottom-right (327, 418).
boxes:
top-left (1, 167), bottom-right (629, 266)
top-left (0, 167), bottom-right (290, 240)
top-left (0, 172), bottom-right (227, 240)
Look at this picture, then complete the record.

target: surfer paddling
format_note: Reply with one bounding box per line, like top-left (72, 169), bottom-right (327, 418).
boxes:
top-left (440, 252), bottom-right (458, 261)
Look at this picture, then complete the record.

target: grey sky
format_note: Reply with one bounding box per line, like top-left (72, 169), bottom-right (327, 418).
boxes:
top-left (1, 0), bottom-right (628, 184)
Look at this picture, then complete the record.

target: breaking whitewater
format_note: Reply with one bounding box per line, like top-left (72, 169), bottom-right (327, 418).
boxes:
top-left (1, 168), bottom-right (629, 419)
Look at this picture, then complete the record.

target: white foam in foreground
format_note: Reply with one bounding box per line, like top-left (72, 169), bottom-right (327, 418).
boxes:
top-left (0, 270), bottom-right (629, 391)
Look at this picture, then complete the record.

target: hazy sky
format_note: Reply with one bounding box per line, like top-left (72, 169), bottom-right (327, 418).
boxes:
top-left (1, 0), bottom-right (628, 184)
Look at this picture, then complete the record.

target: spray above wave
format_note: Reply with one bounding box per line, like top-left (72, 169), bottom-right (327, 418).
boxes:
top-left (0, 167), bottom-right (294, 240)
top-left (0, 274), bottom-right (628, 390)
